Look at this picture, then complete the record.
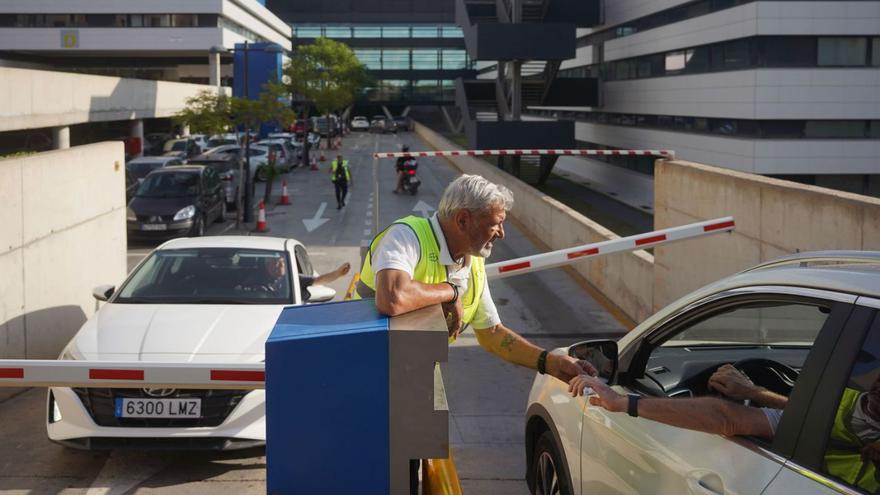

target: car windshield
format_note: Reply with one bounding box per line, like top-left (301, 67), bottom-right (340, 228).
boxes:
top-left (171, 141), bottom-right (188, 151)
top-left (208, 138), bottom-right (236, 147)
top-left (115, 248), bottom-right (292, 304)
top-left (248, 148), bottom-right (266, 157)
top-left (127, 162), bottom-right (162, 180)
top-left (136, 172), bottom-right (199, 198)
top-left (192, 161), bottom-right (236, 173)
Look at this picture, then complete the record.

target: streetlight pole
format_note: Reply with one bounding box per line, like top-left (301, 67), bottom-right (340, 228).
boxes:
top-left (243, 40), bottom-right (254, 223)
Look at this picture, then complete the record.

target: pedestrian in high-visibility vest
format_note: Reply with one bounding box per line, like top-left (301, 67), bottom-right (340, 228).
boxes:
top-left (355, 174), bottom-right (597, 493)
top-left (329, 154), bottom-right (351, 209)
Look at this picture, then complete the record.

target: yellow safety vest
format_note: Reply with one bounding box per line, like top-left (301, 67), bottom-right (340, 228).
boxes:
top-left (330, 160), bottom-right (350, 182)
top-left (354, 216), bottom-right (485, 343)
top-left (824, 387), bottom-right (880, 492)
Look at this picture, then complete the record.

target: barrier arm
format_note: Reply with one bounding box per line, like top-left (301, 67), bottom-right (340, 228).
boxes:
top-left (374, 148), bottom-right (676, 160)
top-left (0, 361), bottom-right (265, 389)
top-left (486, 217), bottom-right (735, 279)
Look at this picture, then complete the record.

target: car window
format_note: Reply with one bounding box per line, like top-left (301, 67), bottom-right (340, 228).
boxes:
top-left (114, 248), bottom-right (292, 304)
top-left (136, 172), bottom-right (199, 197)
top-left (127, 161), bottom-right (163, 180)
top-left (294, 245), bottom-right (314, 277)
top-left (249, 148), bottom-right (266, 157)
top-left (639, 300), bottom-right (832, 443)
top-left (818, 315), bottom-right (880, 493)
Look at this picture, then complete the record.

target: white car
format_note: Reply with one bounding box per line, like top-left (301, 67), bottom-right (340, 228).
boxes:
top-left (203, 144), bottom-right (271, 181)
top-left (351, 116), bottom-right (369, 131)
top-left (526, 251), bottom-right (880, 495)
top-left (48, 236), bottom-right (336, 450)
top-left (188, 134), bottom-right (209, 153)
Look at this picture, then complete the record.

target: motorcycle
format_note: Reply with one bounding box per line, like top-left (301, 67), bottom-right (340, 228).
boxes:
top-left (400, 159), bottom-right (421, 195)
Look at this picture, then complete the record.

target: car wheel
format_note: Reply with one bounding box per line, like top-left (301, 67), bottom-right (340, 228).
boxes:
top-left (533, 431), bottom-right (572, 495)
top-left (215, 201), bottom-right (226, 223)
top-left (256, 166), bottom-right (267, 182)
top-left (191, 214), bottom-right (205, 237)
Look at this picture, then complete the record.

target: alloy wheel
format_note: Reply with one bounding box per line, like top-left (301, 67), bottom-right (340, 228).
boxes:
top-left (535, 451), bottom-right (560, 495)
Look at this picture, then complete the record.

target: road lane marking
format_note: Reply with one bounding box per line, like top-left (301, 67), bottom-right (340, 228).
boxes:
top-left (87, 450), bottom-right (176, 495)
top-left (303, 202), bottom-right (330, 232)
top-left (413, 200), bottom-right (435, 218)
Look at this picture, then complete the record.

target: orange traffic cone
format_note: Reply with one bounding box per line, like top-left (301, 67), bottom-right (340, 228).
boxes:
top-left (278, 180), bottom-right (291, 205)
top-left (310, 155), bottom-right (319, 171)
top-left (254, 200), bottom-right (269, 232)
top-left (319, 150), bottom-right (326, 162)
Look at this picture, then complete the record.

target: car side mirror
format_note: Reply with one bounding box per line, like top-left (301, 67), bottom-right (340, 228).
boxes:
top-left (92, 284), bottom-right (115, 302)
top-left (307, 285), bottom-right (336, 303)
top-left (569, 339), bottom-right (618, 380)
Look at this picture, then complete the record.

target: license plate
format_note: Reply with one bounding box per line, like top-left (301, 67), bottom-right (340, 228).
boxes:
top-left (141, 224), bottom-right (167, 231)
top-left (115, 398), bottom-right (201, 418)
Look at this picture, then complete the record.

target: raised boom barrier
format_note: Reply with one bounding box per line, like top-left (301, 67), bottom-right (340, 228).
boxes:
top-left (373, 148), bottom-right (676, 159)
top-left (486, 217), bottom-right (736, 279)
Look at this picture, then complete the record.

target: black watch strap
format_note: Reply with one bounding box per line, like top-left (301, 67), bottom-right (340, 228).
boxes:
top-left (627, 393), bottom-right (640, 417)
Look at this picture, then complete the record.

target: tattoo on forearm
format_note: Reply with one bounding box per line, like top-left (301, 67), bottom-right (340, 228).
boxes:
top-left (500, 334), bottom-right (516, 352)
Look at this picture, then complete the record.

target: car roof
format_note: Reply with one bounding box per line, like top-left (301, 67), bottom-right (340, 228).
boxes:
top-left (127, 156), bottom-right (178, 164)
top-left (189, 153), bottom-right (238, 162)
top-left (153, 165), bottom-right (205, 173)
top-left (158, 235), bottom-right (294, 251)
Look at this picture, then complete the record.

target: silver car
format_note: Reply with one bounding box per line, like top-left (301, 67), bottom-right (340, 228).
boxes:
top-left (526, 251), bottom-right (880, 495)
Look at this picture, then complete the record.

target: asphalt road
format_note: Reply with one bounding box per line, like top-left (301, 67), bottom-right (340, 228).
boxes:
top-left (0, 130), bottom-right (625, 494)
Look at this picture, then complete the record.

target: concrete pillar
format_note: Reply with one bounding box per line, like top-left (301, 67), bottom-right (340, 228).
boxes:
top-left (209, 52), bottom-right (221, 87)
top-left (52, 126), bottom-right (70, 150)
top-left (131, 119), bottom-right (144, 158)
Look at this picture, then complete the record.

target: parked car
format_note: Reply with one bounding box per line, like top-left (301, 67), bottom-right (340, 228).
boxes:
top-left (125, 156), bottom-right (184, 183)
top-left (203, 144), bottom-right (271, 182)
top-left (126, 165), bottom-right (226, 240)
top-left (311, 115), bottom-right (339, 137)
top-left (392, 116), bottom-right (413, 132)
top-left (48, 236), bottom-right (336, 450)
top-left (207, 134), bottom-right (240, 149)
top-left (255, 138), bottom-right (296, 173)
top-left (124, 170), bottom-right (138, 204)
top-left (188, 134), bottom-right (210, 153)
top-left (525, 251), bottom-right (880, 495)
top-left (162, 138), bottom-right (200, 160)
top-left (291, 119), bottom-right (306, 135)
top-left (351, 116), bottom-right (370, 131)
top-left (144, 133), bottom-right (172, 156)
top-left (187, 153), bottom-right (242, 209)
top-left (370, 115), bottom-right (396, 134)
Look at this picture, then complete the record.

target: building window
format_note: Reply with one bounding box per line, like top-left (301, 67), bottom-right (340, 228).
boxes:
top-left (324, 26), bottom-right (351, 38)
top-left (441, 49), bottom-right (467, 70)
top-left (354, 49), bottom-right (381, 70)
top-left (383, 50), bottom-right (410, 70)
top-left (760, 37), bottom-right (816, 67)
top-left (412, 49), bottom-right (439, 70)
top-left (441, 27), bottom-right (463, 38)
top-left (665, 51), bottom-right (687, 72)
top-left (818, 37), bottom-right (867, 66)
top-left (382, 26), bottom-right (410, 38)
top-left (412, 26), bottom-right (439, 38)
top-left (171, 15), bottom-right (197, 27)
top-left (872, 38), bottom-right (880, 66)
top-left (804, 121), bottom-right (867, 139)
top-left (354, 26), bottom-right (381, 38)
top-left (295, 26), bottom-right (322, 38)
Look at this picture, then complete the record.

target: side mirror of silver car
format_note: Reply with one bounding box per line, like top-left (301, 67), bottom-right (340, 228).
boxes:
top-left (569, 339), bottom-right (618, 381)
top-left (92, 284), bottom-right (115, 302)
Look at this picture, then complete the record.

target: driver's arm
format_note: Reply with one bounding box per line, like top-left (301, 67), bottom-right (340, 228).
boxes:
top-left (709, 364), bottom-right (789, 409)
top-left (375, 268), bottom-right (454, 316)
top-left (570, 375), bottom-right (775, 439)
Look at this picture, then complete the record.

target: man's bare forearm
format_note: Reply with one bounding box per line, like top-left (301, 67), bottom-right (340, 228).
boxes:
top-left (748, 388), bottom-right (788, 409)
top-left (635, 398), bottom-right (773, 439)
top-left (474, 324), bottom-right (542, 369)
top-left (375, 270), bottom-right (453, 315)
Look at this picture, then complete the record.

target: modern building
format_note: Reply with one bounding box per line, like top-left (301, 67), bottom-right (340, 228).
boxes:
top-left (485, 1), bottom-right (880, 195)
top-left (0, 0), bottom-right (291, 85)
top-left (266, 0), bottom-right (477, 117)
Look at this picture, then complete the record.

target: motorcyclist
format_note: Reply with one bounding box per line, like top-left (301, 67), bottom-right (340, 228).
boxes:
top-left (394, 145), bottom-right (413, 194)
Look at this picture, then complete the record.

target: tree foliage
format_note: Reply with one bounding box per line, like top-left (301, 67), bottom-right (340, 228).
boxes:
top-left (174, 90), bottom-right (232, 137)
top-left (282, 37), bottom-right (370, 116)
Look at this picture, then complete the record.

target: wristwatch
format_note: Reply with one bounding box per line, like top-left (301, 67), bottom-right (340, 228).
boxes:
top-left (627, 393), bottom-right (640, 417)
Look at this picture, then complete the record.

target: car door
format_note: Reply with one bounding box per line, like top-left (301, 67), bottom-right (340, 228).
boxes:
top-left (204, 167), bottom-right (222, 220)
top-left (580, 288), bottom-right (856, 495)
top-left (762, 297), bottom-right (880, 495)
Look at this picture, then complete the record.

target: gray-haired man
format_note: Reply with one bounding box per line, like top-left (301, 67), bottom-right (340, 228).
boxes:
top-left (356, 174), bottom-right (596, 381)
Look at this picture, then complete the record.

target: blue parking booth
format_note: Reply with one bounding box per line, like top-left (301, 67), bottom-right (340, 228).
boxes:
top-left (266, 299), bottom-right (449, 494)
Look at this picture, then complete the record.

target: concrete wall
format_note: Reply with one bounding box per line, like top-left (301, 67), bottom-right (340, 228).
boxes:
top-left (0, 67), bottom-right (230, 133)
top-left (415, 122), bottom-right (655, 324)
top-left (654, 159), bottom-right (880, 310)
top-left (0, 143), bottom-right (128, 359)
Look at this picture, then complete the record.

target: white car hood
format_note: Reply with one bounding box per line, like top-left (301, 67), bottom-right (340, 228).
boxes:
top-left (70, 304), bottom-right (286, 362)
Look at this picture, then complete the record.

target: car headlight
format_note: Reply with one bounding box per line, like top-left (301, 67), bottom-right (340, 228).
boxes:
top-left (173, 205), bottom-right (196, 221)
top-left (127, 207), bottom-right (137, 222)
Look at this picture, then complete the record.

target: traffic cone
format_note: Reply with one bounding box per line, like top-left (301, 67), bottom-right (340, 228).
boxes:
top-left (310, 155), bottom-right (319, 171)
top-left (278, 180), bottom-right (291, 205)
top-left (254, 200), bottom-right (269, 232)
top-left (319, 150), bottom-right (326, 162)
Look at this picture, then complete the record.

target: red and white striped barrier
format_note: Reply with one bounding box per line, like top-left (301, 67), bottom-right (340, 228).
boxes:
top-left (485, 217), bottom-right (735, 279)
top-left (0, 361), bottom-right (265, 389)
top-left (373, 149), bottom-right (676, 160)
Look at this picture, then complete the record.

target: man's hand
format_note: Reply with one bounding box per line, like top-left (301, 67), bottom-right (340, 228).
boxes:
top-left (709, 364), bottom-right (760, 401)
top-left (568, 374), bottom-right (626, 412)
top-left (547, 354), bottom-right (597, 382)
top-left (441, 297), bottom-right (464, 340)
top-left (862, 441), bottom-right (880, 466)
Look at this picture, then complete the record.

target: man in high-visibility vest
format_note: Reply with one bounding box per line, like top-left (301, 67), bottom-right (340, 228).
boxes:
top-left (330, 154), bottom-right (351, 209)
top-left (356, 174), bottom-right (596, 379)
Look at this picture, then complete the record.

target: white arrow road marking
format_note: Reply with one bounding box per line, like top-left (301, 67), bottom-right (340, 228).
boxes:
top-left (87, 451), bottom-right (175, 495)
top-left (413, 200), bottom-right (435, 218)
top-left (303, 202), bottom-right (330, 232)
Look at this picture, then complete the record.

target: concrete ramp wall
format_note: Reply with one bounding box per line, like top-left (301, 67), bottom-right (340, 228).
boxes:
top-left (415, 122), bottom-right (655, 324)
top-left (0, 143), bottom-right (128, 358)
top-left (654, 160), bottom-right (880, 311)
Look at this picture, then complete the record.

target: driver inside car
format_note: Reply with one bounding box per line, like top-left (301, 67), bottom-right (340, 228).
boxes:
top-left (569, 364), bottom-right (790, 439)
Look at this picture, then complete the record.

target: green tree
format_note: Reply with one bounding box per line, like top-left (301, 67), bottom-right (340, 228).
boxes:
top-left (282, 37), bottom-right (369, 152)
top-left (174, 90), bottom-right (233, 137)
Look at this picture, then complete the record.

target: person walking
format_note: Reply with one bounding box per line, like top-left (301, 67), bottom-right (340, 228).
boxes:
top-left (330, 154), bottom-right (351, 209)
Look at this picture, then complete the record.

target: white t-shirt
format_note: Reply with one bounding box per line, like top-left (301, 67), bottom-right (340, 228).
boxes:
top-left (370, 214), bottom-right (501, 331)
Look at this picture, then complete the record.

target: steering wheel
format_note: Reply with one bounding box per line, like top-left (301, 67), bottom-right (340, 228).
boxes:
top-left (731, 358), bottom-right (799, 397)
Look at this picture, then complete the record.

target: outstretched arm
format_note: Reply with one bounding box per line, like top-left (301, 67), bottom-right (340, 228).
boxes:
top-left (313, 262), bottom-right (352, 286)
top-left (474, 324), bottom-right (596, 382)
top-left (709, 364), bottom-right (789, 409)
top-left (569, 375), bottom-right (775, 439)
